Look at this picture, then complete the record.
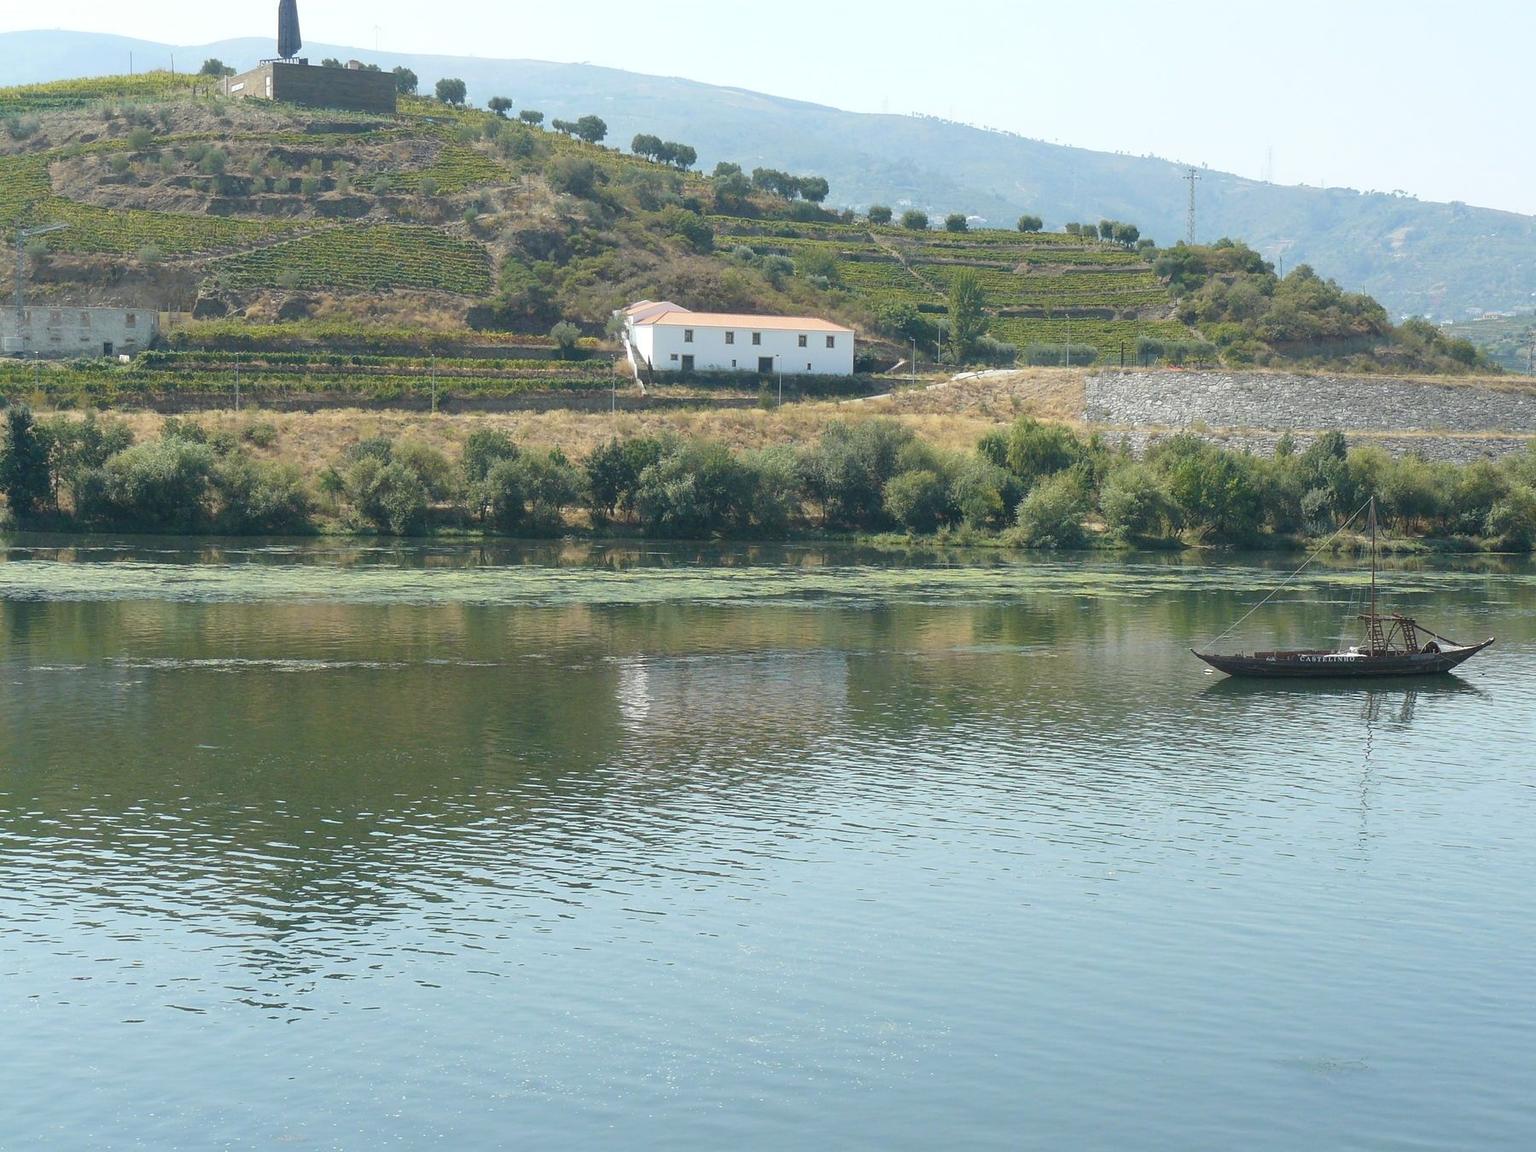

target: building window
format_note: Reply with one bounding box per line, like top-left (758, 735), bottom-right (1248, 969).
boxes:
top-left (683, 329), bottom-right (694, 343)
top-left (670, 353), bottom-right (679, 361)
top-left (725, 331), bottom-right (735, 345)
top-left (126, 313), bottom-right (137, 328)
top-left (731, 360), bottom-right (737, 368)
top-left (798, 334), bottom-right (808, 348)
top-left (752, 332), bottom-right (761, 345)
top-left (806, 362), bottom-right (812, 371)
top-left (826, 335), bottom-right (836, 348)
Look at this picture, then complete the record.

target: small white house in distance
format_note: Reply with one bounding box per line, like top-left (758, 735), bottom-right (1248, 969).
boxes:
top-left (621, 302), bottom-right (855, 376)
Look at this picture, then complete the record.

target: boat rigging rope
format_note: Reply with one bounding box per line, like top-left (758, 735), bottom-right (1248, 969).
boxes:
top-left (1198, 498), bottom-right (1373, 651)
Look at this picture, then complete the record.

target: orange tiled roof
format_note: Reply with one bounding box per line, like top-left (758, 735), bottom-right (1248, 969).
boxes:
top-left (634, 310), bottom-right (852, 334)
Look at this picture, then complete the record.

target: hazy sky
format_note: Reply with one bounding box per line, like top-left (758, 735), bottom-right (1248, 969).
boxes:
top-left (6, 0), bottom-right (1532, 215)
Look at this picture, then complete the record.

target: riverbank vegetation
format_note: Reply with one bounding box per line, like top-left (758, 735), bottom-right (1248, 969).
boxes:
top-left (4, 405), bottom-right (1534, 551)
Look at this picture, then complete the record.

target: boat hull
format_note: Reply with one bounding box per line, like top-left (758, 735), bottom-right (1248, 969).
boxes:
top-left (1193, 639), bottom-right (1494, 679)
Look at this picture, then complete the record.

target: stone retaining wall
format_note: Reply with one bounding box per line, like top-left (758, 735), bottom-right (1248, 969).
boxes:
top-left (1085, 370), bottom-right (1536, 462)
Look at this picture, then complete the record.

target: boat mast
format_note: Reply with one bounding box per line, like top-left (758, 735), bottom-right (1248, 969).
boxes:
top-left (1369, 496), bottom-right (1377, 623)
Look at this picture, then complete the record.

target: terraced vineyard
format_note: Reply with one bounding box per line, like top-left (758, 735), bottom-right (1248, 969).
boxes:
top-left (0, 72), bottom-right (201, 113)
top-left (1, 69), bottom-right (1203, 377)
top-left (0, 154), bottom-right (300, 254)
top-left (713, 217), bottom-right (1193, 358)
top-left (375, 134), bottom-right (511, 194)
top-left (212, 224), bottom-right (493, 295)
top-left (0, 350), bottom-right (619, 405)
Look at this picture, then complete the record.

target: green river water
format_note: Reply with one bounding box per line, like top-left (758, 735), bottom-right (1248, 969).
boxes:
top-left (1, 539), bottom-right (1533, 1149)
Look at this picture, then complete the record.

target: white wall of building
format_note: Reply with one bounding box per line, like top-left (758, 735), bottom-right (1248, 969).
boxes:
top-left (632, 321), bottom-right (854, 376)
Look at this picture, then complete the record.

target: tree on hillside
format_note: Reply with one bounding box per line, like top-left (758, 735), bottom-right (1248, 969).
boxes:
top-left (321, 58), bottom-right (343, 69)
top-left (945, 213), bottom-right (969, 233)
top-left (393, 66), bottom-right (418, 95)
top-left (632, 133), bottom-right (664, 161)
top-left (1065, 222), bottom-right (1081, 236)
top-left (868, 205), bottom-right (893, 225)
top-left (901, 210), bottom-right (929, 231)
top-left (550, 321), bottom-right (582, 359)
top-left (1113, 222), bottom-right (1140, 247)
top-left (519, 109), bottom-right (544, 126)
top-left (1017, 214), bottom-right (1043, 232)
top-left (548, 156), bottom-right (600, 198)
top-left (798, 176), bottom-right (830, 204)
top-left (435, 77), bottom-right (467, 106)
top-left (575, 115), bottom-right (608, 144)
top-left (199, 59), bottom-right (235, 78)
top-left (1099, 219), bottom-right (1115, 242)
top-left (712, 168), bottom-right (753, 211)
top-left (1080, 222), bottom-right (1099, 240)
top-left (550, 119), bottom-right (577, 136)
top-left (662, 142), bottom-right (697, 170)
top-left (751, 167), bottom-right (796, 198)
top-left (488, 96), bottom-right (513, 117)
top-left (947, 269), bottom-right (989, 362)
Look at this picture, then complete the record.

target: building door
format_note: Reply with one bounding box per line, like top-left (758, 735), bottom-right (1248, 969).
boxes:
top-left (102, 342), bottom-right (114, 357)
top-left (758, 356), bottom-right (774, 374)
top-left (680, 354), bottom-right (694, 373)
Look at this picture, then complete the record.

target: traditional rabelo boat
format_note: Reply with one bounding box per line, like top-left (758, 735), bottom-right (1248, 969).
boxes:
top-left (1193, 499), bottom-right (1494, 679)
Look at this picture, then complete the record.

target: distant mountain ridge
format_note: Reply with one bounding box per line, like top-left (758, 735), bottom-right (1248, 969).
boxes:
top-left (5, 29), bottom-right (1533, 319)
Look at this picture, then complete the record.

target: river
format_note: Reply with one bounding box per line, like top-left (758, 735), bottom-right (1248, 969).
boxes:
top-left (2, 539), bottom-right (1533, 1150)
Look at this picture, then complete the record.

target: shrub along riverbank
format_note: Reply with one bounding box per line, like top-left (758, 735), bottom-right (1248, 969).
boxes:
top-left (3, 404), bottom-right (1535, 550)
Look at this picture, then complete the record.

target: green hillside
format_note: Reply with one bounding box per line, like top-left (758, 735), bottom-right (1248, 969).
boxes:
top-left (0, 72), bottom-right (1496, 404)
top-left (1446, 314), bottom-right (1536, 374)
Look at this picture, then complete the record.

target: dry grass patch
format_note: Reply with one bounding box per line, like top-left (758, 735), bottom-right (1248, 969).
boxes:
top-left (42, 371), bottom-right (1094, 477)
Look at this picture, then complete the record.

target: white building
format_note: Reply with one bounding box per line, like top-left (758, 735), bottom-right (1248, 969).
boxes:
top-left (620, 301), bottom-right (855, 376)
top-left (1, 306), bottom-right (158, 359)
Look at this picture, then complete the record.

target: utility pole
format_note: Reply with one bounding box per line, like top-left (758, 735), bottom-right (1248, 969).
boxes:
top-left (1185, 166), bottom-right (1201, 245)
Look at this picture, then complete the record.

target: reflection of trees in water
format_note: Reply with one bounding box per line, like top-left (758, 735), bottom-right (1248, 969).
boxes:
top-left (0, 567), bottom-right (1519, 997)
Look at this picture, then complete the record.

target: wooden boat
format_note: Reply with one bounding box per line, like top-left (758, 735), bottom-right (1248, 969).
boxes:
top-left (1193, 499), bottom-right (1494, 679)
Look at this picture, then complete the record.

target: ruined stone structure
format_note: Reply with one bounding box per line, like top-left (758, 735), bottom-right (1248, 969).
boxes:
top-left (2, 307), bottom-right (159, 359)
